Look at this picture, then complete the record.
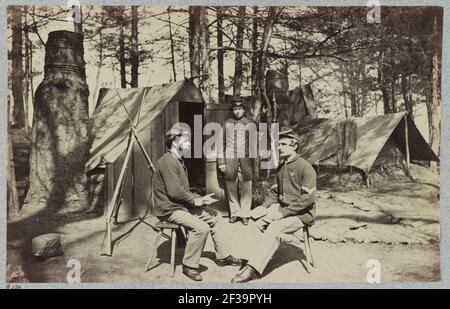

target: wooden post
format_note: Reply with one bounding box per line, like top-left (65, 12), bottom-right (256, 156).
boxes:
top-left (101, 132), bottom-right (136, 256)
top-left (404, 114), bottom-right (411, 176)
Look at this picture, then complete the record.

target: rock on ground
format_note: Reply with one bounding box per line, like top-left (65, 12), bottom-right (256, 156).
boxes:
top-left (32, 233), bottom-right (64, 260)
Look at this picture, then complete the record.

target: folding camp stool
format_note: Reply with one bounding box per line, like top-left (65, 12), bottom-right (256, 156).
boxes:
top-left (145, 221), bottom-right (180, 277)
top-left (279, 226), bottom-right (315, 273)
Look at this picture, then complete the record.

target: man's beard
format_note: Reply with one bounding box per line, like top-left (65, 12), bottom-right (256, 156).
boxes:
top-left (178, 145), bottom-right (191, 158)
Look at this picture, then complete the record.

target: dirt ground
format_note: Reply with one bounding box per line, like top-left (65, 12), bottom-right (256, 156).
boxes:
top-left (7, 175), bottom-right (440, 284)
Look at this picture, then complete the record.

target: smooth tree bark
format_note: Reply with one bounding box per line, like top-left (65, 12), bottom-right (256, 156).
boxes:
top-left (130, 6), bottom-right (139, 87)
top-left (11, 6), bottom-right (25, 128)
top-left (233, 6), bottom-right (246, 97)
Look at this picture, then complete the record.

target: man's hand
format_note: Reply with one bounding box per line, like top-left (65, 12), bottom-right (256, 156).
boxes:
top-left (201, 193), bottom-right (218, 205)
top-left (218, 164), bottom-right (227, 174)
top-left (194, 193), bottom-right (218, 207)
top-left (194, 198), bottom-right (205, 207)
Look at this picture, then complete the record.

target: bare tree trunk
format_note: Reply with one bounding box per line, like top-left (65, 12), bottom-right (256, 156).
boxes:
top-left (91, 21), bottom-right (104, 112)
top-left (29, 34), bottom-right (35, 115)
top-left (189, 7), bottom-right (201, 80)
top-left (130, 6), bottom-right (139, 88)
top-left (26, 31), bottom-right (90, 211)
top-left (167, 7), bottom-right (177, 82)
top-left (391, 79), bottom-right (397, 113)
top-left (259, 7), bottom-right (281, 123)
top-left (7, 94), bottom-right (20, 216)
top-left (23, 7), bottom-right (31, 133)
top-left (11, 6), bottom-right (25, 128)
top-left (216, 6), bottom-right (225, 103)
top-left (233, 6), bottom-right (245, 97)
top-left (250, 6), bottom-right (259, 98)
top-left (119, 25), bottom-right (127, 88)
top-left (401, 74), bottom-right (414, 120)
top-left (74, 5), bottom-right (83, 34)
top-left (428, 13), bottom-right (441, 167)
top-left (350, 90), bottom-right (357, 116)
top-left (378, 51), bottom-right (391, 114)
top-left (200, 8), bottom-right (213, 104)
top-left (189, 6), bottom-right (213, 103)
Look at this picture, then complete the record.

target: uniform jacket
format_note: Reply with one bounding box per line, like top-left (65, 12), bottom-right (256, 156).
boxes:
top-left (217, 117), bottom-right (258, 182)
top-left (261, 154), bottom-right (317, 225)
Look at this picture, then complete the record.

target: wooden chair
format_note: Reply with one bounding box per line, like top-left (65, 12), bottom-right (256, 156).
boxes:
top-left (145, 221), bottom-right (180, 277)
top-left (279, 226), bottom-right (315, 273)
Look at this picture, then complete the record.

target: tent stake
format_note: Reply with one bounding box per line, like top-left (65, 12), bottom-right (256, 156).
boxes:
top-left (404, 114), bottom-right (411, 176)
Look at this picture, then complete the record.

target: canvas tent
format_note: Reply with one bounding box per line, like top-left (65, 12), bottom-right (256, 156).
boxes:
top-left (87, 79), bottom-right (204, 255)
top-left (87, 79), bottom-right (203, 171)
top-left (294, 112), bottom-right (439, 174)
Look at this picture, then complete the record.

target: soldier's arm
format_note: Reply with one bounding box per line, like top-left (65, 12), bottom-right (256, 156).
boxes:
top-left (279, 164), bottom-right (317, 217)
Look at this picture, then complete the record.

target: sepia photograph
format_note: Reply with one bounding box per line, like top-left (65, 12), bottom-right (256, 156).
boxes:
top-left (5, 3), bottom-right (443, 286)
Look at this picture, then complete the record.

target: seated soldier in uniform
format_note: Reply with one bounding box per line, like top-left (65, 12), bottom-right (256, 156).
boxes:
top-left (152, 125), bottom-right (244, 281)
top-left (231, 130), bottom-right (317, 283)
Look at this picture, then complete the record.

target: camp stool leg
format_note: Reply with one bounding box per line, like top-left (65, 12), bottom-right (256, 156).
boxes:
top-left (145, 229), bottom-right (163, 272)
top-left (306, 227), bottom-right (315, 268)
top-left (170, 228), bottom-right (177, 277)
top-left (303, 227), bottom-right (311, 273)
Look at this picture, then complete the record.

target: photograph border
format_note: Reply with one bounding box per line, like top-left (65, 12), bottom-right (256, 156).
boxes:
top-left (1, 0), bottom-right (448, 289)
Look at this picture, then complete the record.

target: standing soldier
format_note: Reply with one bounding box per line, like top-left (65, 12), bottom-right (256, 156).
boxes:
top-left (217, 99), bottom-right (258, 225)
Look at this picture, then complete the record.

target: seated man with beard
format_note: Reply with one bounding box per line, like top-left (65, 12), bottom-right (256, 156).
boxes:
top-left (152, 125), bottom-right (244, 281)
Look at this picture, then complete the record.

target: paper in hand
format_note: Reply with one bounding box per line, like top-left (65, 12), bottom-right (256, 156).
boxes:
top-left (200, 193), bottom-right (218, 205)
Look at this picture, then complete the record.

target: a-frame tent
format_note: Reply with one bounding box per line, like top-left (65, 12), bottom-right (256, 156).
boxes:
top-left (294, 112), bottom-right (439, 175)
